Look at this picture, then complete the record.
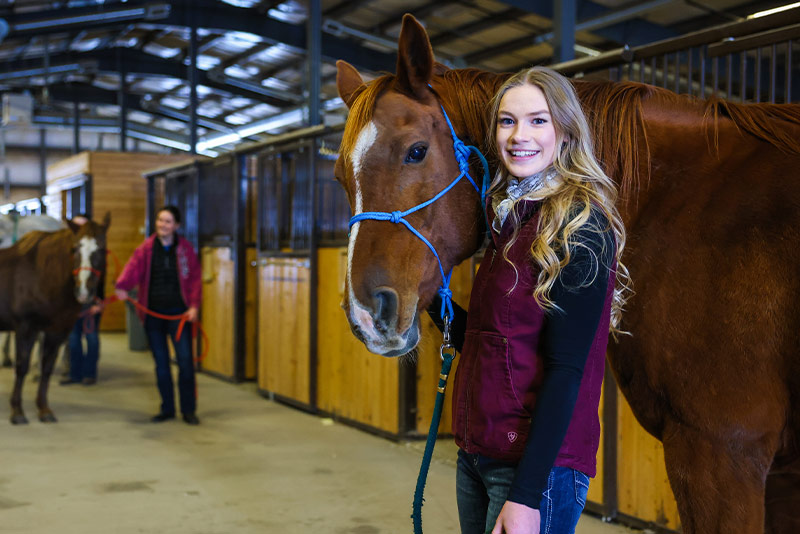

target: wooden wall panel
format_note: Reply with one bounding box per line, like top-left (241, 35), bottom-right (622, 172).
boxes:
top-left (258, 256), bottom-right (310, 405)
top-left (244, 247), bottom-right (258, 380)
top-left (200, 246), bottom-right (235, 378)
top-left (47, 152), bottom-right (89, 184)
top-left (316, 247), bottom-right (400, 434)
top-left (617, 396), bottom-right (681, 529)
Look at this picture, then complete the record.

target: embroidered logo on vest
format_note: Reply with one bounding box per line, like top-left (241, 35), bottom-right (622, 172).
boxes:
top-left (507, 432), bottom-right (518, 443)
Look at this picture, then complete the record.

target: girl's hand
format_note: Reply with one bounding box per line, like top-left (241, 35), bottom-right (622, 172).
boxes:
top-left (115, 289), bottom-right (129, 302)
top-left (184, 307), bottom-right (198, 322)
top-left (491, 501), bottom-right (540, 534)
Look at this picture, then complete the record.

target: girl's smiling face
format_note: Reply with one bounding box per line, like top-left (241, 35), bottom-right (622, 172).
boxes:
top-left (496, 83), bottom-right (561, 179)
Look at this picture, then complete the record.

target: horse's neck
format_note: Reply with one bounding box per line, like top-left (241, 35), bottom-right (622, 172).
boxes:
top-left (434, 70), bottom-right (509, 148)
top-left (21, 230), bottom-right (74, 288)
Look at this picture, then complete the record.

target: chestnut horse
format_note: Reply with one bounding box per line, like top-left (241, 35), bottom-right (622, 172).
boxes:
top-left (0, 214), bottom-right (109, 424)
top-left (334, 14), bottom-right (800, 534)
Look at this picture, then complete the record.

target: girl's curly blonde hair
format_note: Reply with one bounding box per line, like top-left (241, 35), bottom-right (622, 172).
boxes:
top-left (486, 66), bottom-right (631, 331)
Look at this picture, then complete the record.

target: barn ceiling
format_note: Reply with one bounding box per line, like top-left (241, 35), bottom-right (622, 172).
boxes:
top-left (0, 0), bottom-right (792, 155)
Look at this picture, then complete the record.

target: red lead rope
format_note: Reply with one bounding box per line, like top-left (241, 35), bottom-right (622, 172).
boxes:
top-left (76, 249), bottom-right (209, 363)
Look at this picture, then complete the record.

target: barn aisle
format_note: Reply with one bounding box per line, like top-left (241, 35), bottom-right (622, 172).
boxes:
top-left (0, 333), bottom-right (634, 534)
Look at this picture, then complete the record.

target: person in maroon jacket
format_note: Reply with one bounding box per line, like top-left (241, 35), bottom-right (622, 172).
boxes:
top-left (115, 205), bottom-right (202, 425)
top-left (431, 67), bottom-right (631, 534)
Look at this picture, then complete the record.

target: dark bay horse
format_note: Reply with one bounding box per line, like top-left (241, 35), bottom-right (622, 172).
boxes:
top-left (334, 14), bottom-right (800, 534)
top-left (0, 214), bottom-right (110, 424)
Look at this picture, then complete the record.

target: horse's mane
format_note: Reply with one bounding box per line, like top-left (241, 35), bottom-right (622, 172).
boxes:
top-left (575, 80), bottom-right (800, 202)
top-left (432, 68), bottom-right (507, 147)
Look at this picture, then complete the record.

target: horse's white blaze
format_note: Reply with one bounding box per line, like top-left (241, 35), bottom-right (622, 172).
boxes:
top-left (77, 236), bottom-right (98, 303)
top-left (346, 122), bottom-right (377, 338)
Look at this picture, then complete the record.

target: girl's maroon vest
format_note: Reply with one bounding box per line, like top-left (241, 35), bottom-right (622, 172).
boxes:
top-left (451, 200), bottom-right (614, 477)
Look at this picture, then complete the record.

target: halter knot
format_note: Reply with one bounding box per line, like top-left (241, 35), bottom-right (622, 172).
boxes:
top-left (437, 287), bottom-right (452, 300)
top-left (390, 211), bottom-right (403, 223)
top-left (452, 139), bottom-right (471, 174)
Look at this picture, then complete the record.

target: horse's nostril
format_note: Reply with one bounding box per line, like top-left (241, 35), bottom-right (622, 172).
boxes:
top-left (373, 288), bottom-right (399, 333)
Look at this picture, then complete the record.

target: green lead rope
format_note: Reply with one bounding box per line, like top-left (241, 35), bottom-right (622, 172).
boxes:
top-left (412, 317), bottom-right (456, 534)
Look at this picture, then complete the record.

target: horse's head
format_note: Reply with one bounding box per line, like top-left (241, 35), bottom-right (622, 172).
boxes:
top-left (335, 15), bottom-right (484, 357)
top-left (68, 212), bottom-right (111, 304)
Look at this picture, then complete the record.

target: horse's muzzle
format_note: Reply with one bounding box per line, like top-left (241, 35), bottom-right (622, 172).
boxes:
top-left (346, 291), bottom-right (420, 357)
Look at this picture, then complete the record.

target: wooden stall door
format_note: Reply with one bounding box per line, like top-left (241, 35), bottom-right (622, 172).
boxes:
top-left (617, 396), bottom-right (681, 529)
top-left (316, 247), bottom-right (400, 434)
top-left (258, 256), bottom-right (311, 405)
top-left (200, 246), bottom-right (235, 378)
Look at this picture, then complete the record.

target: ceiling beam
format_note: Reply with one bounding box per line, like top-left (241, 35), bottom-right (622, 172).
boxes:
top-left (495, 0), bottom-right (677, 46)
top-left (0, 48), bottom-right (295, 107)
top-left (0, 0), bottom-right (396, 74)
top-left (46, 83), bottom-right (232, 132)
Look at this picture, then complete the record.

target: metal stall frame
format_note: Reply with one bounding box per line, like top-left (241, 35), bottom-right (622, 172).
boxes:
top-left (552, 6), bottom-right (800, 104)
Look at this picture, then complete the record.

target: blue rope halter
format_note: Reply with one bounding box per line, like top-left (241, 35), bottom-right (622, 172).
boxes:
top-left (348, 103), bottom-right (490, 323)
top-left (347, 97), bottom-right (490, 534)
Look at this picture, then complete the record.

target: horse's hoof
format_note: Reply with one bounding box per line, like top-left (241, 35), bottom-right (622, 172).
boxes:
top-left (10, 414), bottom-right (29, 425)
top-left (38, 412), bottom-right (57, 423)
top-left (1, 360), bottom-right (11, 368)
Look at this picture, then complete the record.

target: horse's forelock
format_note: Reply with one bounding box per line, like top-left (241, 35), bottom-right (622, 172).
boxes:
top-left (340, 75), bottom-right (395, 170)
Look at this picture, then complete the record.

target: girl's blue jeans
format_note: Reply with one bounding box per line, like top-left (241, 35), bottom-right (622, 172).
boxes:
top-left (456, 449), bottom-right (590, 534)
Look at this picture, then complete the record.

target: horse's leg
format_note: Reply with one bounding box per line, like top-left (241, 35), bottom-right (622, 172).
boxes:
top-left (2, 333), bottom-right (12, 367)
top-left (10, 325), bottom-right (37, 424)
top-left (661, 418), bottom-right (777, 534)
top-left (36, 332), bottom-right (64, 423)
top-left (765, 451), bottom-right (800, 533)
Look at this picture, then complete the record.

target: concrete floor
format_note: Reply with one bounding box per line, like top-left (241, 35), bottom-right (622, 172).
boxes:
top-left (0, 333), bottom-right (639, 534)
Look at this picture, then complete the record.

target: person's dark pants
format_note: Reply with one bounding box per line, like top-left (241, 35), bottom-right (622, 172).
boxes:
top-left (68, 314), bottom-right (100, 381)
top-left (144, 309), bottom-right (196, 416)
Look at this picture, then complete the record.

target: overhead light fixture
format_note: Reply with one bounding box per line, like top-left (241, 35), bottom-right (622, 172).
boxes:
top-left (10, 2), bottom-right (170, 32)
top-left (574, 44), bottom-right (601, 57)
top-left (196, 108), bottom-right (304, 152)
top-left (748, 2), bottom-right (800, 18)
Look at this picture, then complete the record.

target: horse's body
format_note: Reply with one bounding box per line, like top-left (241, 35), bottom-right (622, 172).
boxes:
top-left (0, 216), bottom-right (109, 423)
top-left (335, 15), bottom-right (800, 533)
top-left (0, 214), bottom-right (65, 367)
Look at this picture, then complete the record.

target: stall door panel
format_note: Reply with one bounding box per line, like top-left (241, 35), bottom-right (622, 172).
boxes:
top-left (617, 395), bottom-right (681, 529)
top-left (201, 247), bottom-right (235, 378)
top-left (258, 257), bottom-right (310, 404)
top-left (316, 248), bottom-right (400, 434)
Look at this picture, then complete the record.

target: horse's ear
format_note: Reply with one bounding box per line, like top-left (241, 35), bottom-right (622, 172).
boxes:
top-left (101, 211), bottom-right (111, 228)
top-left (396, 14), bottom-right (434, 99)
top-left (336, 60), bottom-right (365, 109)
top-left (67, 220), bottom-right (80, 234)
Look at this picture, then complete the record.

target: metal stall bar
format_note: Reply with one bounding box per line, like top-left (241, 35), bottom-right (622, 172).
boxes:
top-left (307, 0), bottom-right (322, 411)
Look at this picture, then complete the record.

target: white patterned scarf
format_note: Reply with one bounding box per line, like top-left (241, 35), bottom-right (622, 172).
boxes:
top-left (492, 167), bottom-right (562, 232)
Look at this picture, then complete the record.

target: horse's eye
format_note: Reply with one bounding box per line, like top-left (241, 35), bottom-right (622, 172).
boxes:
top-left (405, 145), bottom-right (427, 164)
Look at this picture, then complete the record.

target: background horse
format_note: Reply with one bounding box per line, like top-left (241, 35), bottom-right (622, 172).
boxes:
top-left (0, 213), bottom-right (65, 367)
top-left (334, 15), bottom-right (800, 534)
top-left (0, 214), bottom-right (109, 424)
